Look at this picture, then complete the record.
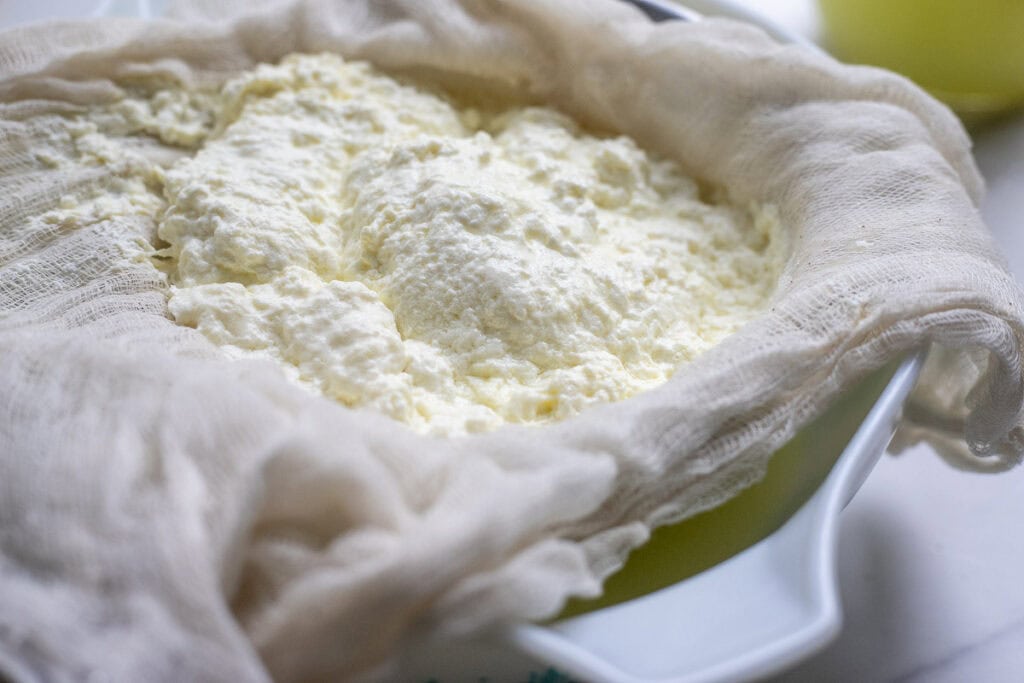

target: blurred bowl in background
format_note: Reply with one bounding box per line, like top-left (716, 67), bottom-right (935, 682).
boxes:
top-left (818, 0), bottom-right (1024, 125)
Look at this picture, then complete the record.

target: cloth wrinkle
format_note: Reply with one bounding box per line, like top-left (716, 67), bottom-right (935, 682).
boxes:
top-left (1, 1), bottom-right (1023, 681)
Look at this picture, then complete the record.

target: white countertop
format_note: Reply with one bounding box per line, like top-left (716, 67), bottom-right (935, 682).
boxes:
top-left (747, 2), bottom-right (1024, 681)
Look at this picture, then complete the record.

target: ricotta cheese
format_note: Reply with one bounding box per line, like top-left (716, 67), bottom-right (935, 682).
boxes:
top-left (66, 53), bottom-right (787, 436)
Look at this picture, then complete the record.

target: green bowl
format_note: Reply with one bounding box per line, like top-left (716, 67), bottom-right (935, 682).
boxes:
top-left (557, 359), bottom-right (899, 619)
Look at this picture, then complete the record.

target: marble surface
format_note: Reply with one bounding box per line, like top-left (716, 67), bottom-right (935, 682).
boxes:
top-left (746, 2), bottom-right (1024, 681)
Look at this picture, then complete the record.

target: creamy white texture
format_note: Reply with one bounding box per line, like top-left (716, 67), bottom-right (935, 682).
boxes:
top-left (68, 53), bottom-right (786, 435)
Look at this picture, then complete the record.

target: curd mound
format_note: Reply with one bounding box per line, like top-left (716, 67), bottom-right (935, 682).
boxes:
top-left (53, 53), bottom-right (787, 435)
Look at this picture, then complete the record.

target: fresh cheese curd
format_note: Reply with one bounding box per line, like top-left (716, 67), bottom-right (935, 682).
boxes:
top-left (58, 53), bottom-right (787, 435)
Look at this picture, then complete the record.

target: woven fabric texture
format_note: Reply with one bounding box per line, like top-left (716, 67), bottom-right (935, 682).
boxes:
top-left (1, 1), bottom-right (1022, 680)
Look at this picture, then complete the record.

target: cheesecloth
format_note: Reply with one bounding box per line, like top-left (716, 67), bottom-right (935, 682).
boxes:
top-left (2, 1), bottom-right (1023, 681)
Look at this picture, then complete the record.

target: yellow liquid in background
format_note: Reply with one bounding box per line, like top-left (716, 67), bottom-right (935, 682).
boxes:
top-left (818, 0), bottom-right (1024, 125)
top-left (557, 362), bottom-right (895, 620)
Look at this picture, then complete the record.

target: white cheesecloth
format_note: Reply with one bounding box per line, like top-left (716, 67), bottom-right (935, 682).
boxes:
top-left (1, 1), bottom-right (1023, 681)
